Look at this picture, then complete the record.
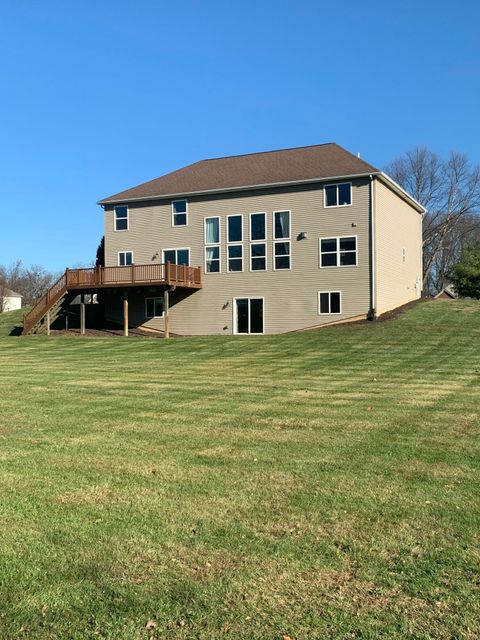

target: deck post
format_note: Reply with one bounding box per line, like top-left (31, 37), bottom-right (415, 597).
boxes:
top-left (164, 288), bottom-right (170, 339)
top-left (80, 294), bottom-right (86, 335)
top-left (123, 290), bottom-right (129, 337)
top-left (46, 310), bottom-right (51, 336)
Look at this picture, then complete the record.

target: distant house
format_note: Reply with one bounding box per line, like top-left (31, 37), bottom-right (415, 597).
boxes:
top-left (23, 142), bottom-right (425, 336)
top-left (0, 287), bottom-right (22, 312)
top-left (435, 285), bottom-right (457, 300)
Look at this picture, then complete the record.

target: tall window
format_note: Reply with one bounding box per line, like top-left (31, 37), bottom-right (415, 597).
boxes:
top-left (114, 205), bottom-right (128, 231)
top-left (204, 217), bottom-right (220, 273)
top-left (118, 251), bottom-right (133, 266)
top-left (273, 210), bottom-right (291, 270)
top-left (318, 291), bottom-right (341, 315)
top-left (227, 215), bottom-right (243, 272)
top-left (319, 236), bottom-right (357, 267)
top-left (145, 297), bottom-right (164, 318)
top-left (324, 183), bottom-right (352, 207)
top-left (250, 212), bottom-right (266, 271)
top-left (172, 200), bottom-right (188, 226)
top-left (163, 248), bottom-right (190, 265)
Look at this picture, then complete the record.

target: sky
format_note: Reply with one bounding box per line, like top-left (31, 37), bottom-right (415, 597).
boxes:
top-left (0, 0), bottom-right (479, 272)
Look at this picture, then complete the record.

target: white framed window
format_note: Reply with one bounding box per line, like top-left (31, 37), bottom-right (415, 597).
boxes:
top-left (145, 297), bottom-right (164, 318)
top-left (234, 297), bottom-right (264, 334)
top-left (228, 244), bottom-right (243, 272)
top-left (318, 291), bottom-right (342, 315)
top-left (163, 248), bottom-right (190, 265)
top-left (172, 200), bottom-right (188, 226)
top-left (250, 212), bottom-right (266, 271)
top-left (273, 210), bottom-right (291, 270)
top-left (114, 205), bottom-right (128, 231)
top-left (319, 236), bottom-right (357, 268)
top-left (227, 214), bottom-right (243, 243)
top-left (250, 212), bottom-right (266, 241)
top-left (324, 182), bottom-right (352, 208)
top-left (118, 251), bottom-right (133, 266)
top-left (204, 217), bottom-right (221, 273)
top-left (250, 243), bottom-right (266, 271)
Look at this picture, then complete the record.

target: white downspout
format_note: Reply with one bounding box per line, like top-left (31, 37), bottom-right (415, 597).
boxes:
top-left (369, 174), bottom-right (376, 319)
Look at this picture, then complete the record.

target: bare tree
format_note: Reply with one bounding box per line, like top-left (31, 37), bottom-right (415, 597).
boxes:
top-left (385, 147), bottom-right (480, 292)
top-left (0, 261), bottom-right (59, 308)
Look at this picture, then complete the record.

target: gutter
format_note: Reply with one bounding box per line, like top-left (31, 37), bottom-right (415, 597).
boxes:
top-left (97, 171), bottom-right (380, 206)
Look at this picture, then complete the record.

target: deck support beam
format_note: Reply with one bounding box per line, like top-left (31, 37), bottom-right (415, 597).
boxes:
top-left (46, 310), bottom-right (51, 336)
top-left (123, 290), bottom-right (129, 337)
top-left (80, 294), bottom-right (86, 335)
top-left (164, 288), bottom-right (170, 339)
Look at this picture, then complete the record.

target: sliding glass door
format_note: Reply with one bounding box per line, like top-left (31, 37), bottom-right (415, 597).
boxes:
top-left (235, 298), bottom-right (264, 334)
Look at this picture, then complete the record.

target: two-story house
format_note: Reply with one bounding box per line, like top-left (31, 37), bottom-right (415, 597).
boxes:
top-left (22, 143), bottom-right (424, 336)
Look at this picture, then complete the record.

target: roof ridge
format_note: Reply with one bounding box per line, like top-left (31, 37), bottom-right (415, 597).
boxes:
top-left (200, 142), bottom-right (338, 163)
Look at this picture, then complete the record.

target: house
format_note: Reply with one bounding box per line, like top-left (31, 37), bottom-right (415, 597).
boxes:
top-left (0, 287), bottom-right (22, 312)
top-left (435, 285), bottom-right (457, 299)
top-left (22, 143), bottom-right (424, 336)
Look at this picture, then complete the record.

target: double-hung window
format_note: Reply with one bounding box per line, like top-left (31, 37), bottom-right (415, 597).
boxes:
top-left (320, 236), bottom-right (357, 267)
top-left (118, 251), bottom-right (133, 266)
top-left (145, 297), bottom-right (164, 318)
top-left (172, 200), bottom-right (188, 226)
top-left (273, 210), bottom-right (291, 270)
top-left (204, 217), bottom-right (221, 273)
top-left (227, 214), bottom-right (243, 272)
top-left (249, 212), bottom-right (266, 271)
top-left (324, 183), bottom-right (352, 207)
top-left (163, 248), bottom-right (190, 265)
top-left (318, 291), bottom-right (342, 315)
top-left (114, 205), bottom-right (128, 231)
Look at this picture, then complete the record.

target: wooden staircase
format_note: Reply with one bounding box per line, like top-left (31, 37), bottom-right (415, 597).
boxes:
top-left (22, 263), bottom-right (202, 336)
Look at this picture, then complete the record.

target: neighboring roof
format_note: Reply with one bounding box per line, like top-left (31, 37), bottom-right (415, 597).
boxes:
top-left (98, 142), bottom-right (380, 205)
top-left (435, 285), bottom-right (457, 299)
top-left (0, 287), bottom-right (22, 297)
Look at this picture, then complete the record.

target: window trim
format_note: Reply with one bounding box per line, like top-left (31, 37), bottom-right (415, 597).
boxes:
top-left (204, 244), bottom-right (221, 274)
top-left (162, 247), bottom-right (191, 266)
top-left (117, 250), bottom-right (134, 266)
top-left (249, 211), bottom-right (267, 242)
top-left (272, 210), bottom-right (291, 271)
top-left (233, 297), bottom-right (265, 335)
top-left (323, 182), bottom-right (353, 208)
top-left (171, 199), bottom-right (188, 227)
top-left (227, 214), bottom-right (243, 243)
top-left (145, 296), bottom-right (164, 319)
top-left (319, 235), bottom-right (358, 268)
top-left (318, 291), bottom-right (342, 315)
top-left (204, 216), bottom-right (221, 245)
top-left (114, 205), bottom-right (129, 232)
top-left (227, 244), bottom-right (244, 273)
top-left (249, 242), bottom-right (267, 272)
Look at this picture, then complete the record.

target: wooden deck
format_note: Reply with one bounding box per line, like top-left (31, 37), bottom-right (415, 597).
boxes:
top-left (22, 263), bottom-right (202, 335)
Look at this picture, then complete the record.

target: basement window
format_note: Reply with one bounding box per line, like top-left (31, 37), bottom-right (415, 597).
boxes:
top-left (145, 297), bottom-right (164, 318)
top-left (318, 291), bottom-right (342, 315)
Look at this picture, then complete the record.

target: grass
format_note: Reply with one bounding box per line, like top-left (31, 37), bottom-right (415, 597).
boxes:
top-left (0, 300), bottom-right (479, 639)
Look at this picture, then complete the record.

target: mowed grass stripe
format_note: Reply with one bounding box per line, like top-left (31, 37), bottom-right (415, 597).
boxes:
top-left (0, 300), bottom-right (479, 639)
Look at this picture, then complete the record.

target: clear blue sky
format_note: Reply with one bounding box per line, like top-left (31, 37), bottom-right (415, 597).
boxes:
top-left (1, 0), bottom-right (479, 272)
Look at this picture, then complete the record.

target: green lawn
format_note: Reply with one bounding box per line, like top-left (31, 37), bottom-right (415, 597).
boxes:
top-left (0, 301), bottom-right (479, 639)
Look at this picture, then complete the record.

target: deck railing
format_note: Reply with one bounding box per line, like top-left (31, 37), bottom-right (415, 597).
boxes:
top-left (22, 262), bottom-right (202, 334)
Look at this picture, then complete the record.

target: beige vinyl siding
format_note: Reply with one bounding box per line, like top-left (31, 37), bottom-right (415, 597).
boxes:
top-left (374, 179), bottom-right (423, 315)
top-left (103, 180), bottom-right (372, 335)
